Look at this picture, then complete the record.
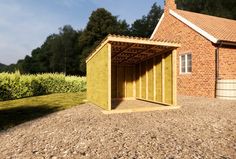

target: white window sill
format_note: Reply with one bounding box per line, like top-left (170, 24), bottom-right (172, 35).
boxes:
top-left (180, 72), bottom-right (192, 75)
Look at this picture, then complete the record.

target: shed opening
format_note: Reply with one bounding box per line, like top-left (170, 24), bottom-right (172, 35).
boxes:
top-left (86, 35), bottom-right (180, 111)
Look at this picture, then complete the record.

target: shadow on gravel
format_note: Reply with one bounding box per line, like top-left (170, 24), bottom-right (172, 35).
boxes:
top-left (0, 105), bottom-right (60, 132)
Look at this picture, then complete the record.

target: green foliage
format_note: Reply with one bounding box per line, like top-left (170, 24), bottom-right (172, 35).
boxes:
top-left (176, 0), bottom-right (236, 20)
top-left (16, 26), bottom-right (81, 75)
top-left (0, 73), bottom-right (86, 101)
top-left (0, 63), bottom-right (6, 68)
top-left (130, 3), bottom-right (163, 37)
top-left (78, 8), bottom-right (130, 73)
top-left (0, 63), bottom-right (16, 73)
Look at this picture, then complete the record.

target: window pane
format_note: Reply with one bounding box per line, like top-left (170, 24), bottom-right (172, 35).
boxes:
top-left (181, 55), bottom-right (186, 73)
top-left (187, 66), bottom-right (192, 72)
top-left (187, 54), bottom-right (192, 72)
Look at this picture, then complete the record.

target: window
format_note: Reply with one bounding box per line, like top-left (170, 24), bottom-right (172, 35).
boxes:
top-left (180, 54), bottom-right (192, 74)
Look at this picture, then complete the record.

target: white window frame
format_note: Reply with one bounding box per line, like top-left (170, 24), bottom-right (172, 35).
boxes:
top-left (179, 53), bottom-right (192, 74)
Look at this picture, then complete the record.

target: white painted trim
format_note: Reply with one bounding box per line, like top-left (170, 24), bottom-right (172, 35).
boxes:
top-left (150, 13), bottom-right (165, 40)
top-left (179, 54), bottom-right (192, 74)
top-left (169, 9), bottom-right (219, 44)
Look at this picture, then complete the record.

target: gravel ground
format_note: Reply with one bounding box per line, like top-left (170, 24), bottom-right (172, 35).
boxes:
top-left (0, 96), bottom-right (235, 159)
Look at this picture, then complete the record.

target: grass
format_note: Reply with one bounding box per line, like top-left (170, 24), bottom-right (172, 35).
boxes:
top-left (0, 92), bottom-right (86, 131)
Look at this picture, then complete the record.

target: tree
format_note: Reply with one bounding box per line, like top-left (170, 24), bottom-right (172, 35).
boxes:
top-left (15, 25), bottom-right (82, 75)
top-left (59, 25), bottom-right (80, 75)
top-left (130, 3), bottom-right (163, 37)
top-left (78, 8), bottom-right (130, 73)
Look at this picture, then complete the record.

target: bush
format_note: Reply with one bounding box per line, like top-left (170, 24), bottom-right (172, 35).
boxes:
top-left (0, 73), bottom-right (86, 101)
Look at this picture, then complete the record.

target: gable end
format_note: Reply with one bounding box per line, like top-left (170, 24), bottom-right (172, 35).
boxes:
top-left (169, 9), bottom-right (219, 44)
top-left (150, 13), bottom-right (165, 39)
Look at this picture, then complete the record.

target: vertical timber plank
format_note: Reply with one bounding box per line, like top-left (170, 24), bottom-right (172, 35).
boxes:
top-left (133, 66), bottom-right (136, 97)
top-left (125, 66), bottom-right (134, 98)
top-left (111, 65), bottom-right (117, 98)
top-left (135, 64), bottom-right (140, 98)
top-left (146, 61), bottom-right (148, 100)
top-left (172, 49), bottom-right (177, 105)
top-left (125, 66), bottom-right (126, 98)
top-left (164, 52), bottom-right (173, 104)
top-left (147, 58), bottom-right (154, 101)
top-left (156, 55), bottom-right (162, 102)
top-left (162, 54), bottom-right (165, 103)
top-left (116, 65), bottom-right (118, 98)
top-left (108, 43), bottom-right (111, 110)
top-left (139, 63), bottom-right (142, 98)
top-left (153, 57), bottom-right (157, 101)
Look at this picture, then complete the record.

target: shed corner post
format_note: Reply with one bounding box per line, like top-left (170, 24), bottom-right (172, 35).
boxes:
top-left (108, 43), bottom-right (112, 110)
top-left (162, 54), bottom-right (165, 103)
top-left (172, 49), bottom-right (177, 106)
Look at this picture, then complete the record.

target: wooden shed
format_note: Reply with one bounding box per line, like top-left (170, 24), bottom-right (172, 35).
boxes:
top-left (86, 35), bottom-right (180, 111)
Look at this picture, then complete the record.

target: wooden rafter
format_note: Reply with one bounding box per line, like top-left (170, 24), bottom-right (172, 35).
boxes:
top-left (86, 35), bottom-right (180, 63)
top-left (118, 45), bottom-right (158, 64)
top-left (140, 48), bottom-right (174, 64)
top-left (112, 43), bottom-right (136, 58)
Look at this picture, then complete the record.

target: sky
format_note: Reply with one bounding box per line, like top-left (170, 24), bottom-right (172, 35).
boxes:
top-left (0, 0), bottom-right (164, 65)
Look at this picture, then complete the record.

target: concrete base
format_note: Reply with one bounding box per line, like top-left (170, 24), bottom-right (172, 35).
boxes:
top-left (101, 99), bottom-right (180, 114)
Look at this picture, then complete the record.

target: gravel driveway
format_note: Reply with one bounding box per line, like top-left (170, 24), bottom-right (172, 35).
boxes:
top-left (0, 96), bottom-right (235, 159)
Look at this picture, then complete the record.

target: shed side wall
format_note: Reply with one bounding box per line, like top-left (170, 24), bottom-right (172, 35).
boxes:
top-left (147, 58), bottom-right (154, 101)
top-left (135, 52), bottom-right (174, 105)
top-left (87, 44), bottom-right (109, 110)
top-left (112, 65), bottom-right (135, 99)
top-left (155, 55), bottom-right (162, 101)
top-left (164, 52), bottom-right (173, 104)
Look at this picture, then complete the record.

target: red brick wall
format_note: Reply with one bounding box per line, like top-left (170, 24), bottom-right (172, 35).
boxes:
top-left (219, 46), bottom-right (236, 79)
top-left (152, 12), bottom-right (216, 98)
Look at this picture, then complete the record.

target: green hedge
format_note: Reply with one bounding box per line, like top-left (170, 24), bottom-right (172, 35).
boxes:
top-left (0, 72), bottom-right (86, 101)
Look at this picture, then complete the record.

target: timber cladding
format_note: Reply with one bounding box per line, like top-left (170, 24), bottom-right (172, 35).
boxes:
top-left (112, 65), bottom-right (135, 99)
top-left (155, 55), bottom-right (162, 102)
top-left (135, 51), bottom-right (173, 105)
top-left (87, 43), bottom-right (110, 110)
top-left (86, 35), bottom-right (179, 110)
top-left (111, 51), bottom-right (174, 105)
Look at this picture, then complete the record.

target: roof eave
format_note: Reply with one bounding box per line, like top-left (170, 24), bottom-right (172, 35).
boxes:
top-left (169, 9), bottom-right (219, 44)
top-left (217, 40), bottom-right (236, 46)
top-left (86, 34), bottom-right (181, 63)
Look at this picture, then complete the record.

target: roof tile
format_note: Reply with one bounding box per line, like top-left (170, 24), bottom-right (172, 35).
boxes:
top-left (175, 9), bottom-right (236, 43)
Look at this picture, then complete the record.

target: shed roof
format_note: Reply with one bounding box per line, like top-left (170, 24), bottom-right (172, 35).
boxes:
top-left (86, 35), bottom-right (180, 64)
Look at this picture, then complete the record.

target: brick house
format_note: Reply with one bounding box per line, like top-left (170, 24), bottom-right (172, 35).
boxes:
top-left (151, 0), bottom-right (236, 99)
